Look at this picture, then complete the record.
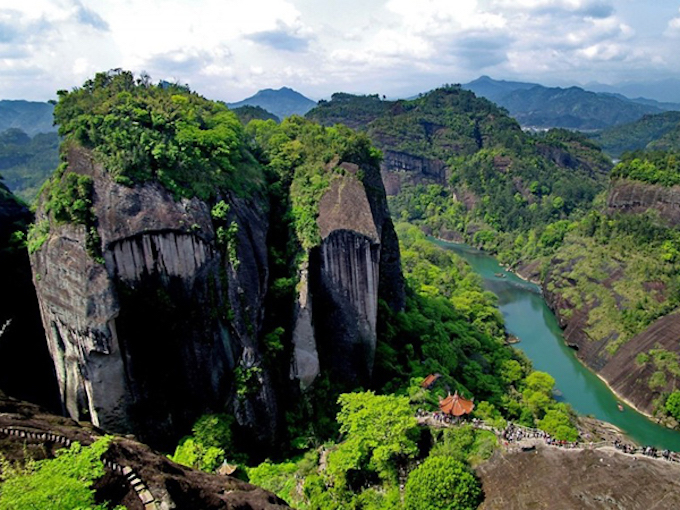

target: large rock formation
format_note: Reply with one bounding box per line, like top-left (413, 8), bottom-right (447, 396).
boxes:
top-left (291, 161), bottom-right (404, 389)
top-left (30, 146), bottom-right (275, 450)
top-left (31, 141), bottom-right (403, 448)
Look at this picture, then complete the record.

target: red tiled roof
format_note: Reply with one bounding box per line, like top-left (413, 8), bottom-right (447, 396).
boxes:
top-left (439, 391), bottom-right (474, 416)
top-left (421, 373), bottom-right (441, 389)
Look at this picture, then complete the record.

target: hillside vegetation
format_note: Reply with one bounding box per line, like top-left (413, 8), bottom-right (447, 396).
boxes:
top-left (591, 111), bottom-right (680, 157)
top-left (0, 128), bottom-right (59, 201)
top-left (52, 70), bottom-right (263, 201)
top-left (309, 86), bottom-right (610, 252)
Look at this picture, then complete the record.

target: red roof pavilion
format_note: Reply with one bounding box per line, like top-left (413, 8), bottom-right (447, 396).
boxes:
top-left (439, 391), bottom-right (475, 417)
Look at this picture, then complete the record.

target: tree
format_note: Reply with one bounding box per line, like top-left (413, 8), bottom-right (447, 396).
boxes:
top-left (666, 391), bottom-right (680, 420)
top-left (0, 436), bottom-right (122, 510)
top-left (525, 371), bottom-right (555, 395)
top-left (327, 392), bottom-right (418, 486)
top-left (538, 408), bottom-right (579, 441)
top-left (404, 456), bottom-right (482, 510)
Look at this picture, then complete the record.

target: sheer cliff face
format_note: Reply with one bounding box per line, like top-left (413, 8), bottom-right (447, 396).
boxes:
top-left (380, 150), bottom-right (449, 196)
top-left (608, 178), bottom-right (680, 225)
top-left (291, 162), bottom-right (404, 389)
top-left (30, 147), bottom-right (274, 449)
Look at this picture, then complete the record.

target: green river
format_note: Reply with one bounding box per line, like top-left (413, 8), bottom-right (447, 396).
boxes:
top-left (433, 239), bottom-right (680, 451)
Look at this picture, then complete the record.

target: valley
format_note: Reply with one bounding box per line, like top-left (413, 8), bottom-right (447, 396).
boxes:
top-left (2, 70), bottom-right (680, 509)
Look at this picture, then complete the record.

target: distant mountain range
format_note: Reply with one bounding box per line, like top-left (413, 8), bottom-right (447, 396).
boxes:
top-left (462, 76), bottom-right (679, 131)
top-left (227, 87), bottom-right (316, 120)
top-left (586, 78), bottom-right (680, 105)
top-left (0, 100), bottom-right (56, 137)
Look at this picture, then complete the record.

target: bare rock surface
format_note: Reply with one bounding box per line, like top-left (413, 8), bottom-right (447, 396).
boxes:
top-left (477, 443), bottom-right (680, 510)
top-left (608, 178), bottom-right (680, 225)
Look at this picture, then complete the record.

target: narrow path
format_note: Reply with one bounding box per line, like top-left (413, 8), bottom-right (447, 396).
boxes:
top-left (0, 426), bottom-right (160, 510)
top-left (416, 415), bottom-right (680, 464)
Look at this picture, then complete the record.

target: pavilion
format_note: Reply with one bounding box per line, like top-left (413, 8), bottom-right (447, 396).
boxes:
top-left (439, 390), bottom-right (475, 417)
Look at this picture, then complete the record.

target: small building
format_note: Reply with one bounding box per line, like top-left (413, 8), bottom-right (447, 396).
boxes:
top-left (421, 373), bottom-right (441, 389)
top-left (439, 390), bottom-right (475, 417)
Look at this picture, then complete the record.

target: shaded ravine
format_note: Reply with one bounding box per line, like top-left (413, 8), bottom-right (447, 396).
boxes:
top-left (433, 239), bottom-right (680, 451)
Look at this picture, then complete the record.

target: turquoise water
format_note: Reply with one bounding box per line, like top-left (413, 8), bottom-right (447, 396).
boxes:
top-left (433, 239), bottom-right (680, 450)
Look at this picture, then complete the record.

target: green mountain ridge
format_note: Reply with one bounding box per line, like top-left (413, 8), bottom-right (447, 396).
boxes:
top-left (0, 100), bottom-right (56, 137)
top-left (592, 111), bottom-right (680, 157)
top-left (463, 76), bottom-right (674, 130)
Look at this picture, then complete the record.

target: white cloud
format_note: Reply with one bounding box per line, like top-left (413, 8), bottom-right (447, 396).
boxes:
top-left (666, 9), bottom-right (680, 36)
top-left (0, 0), bottom-right (678, 102)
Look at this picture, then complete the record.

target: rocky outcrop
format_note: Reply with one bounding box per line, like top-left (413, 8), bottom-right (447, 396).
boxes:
top-left (0, 393), bottom-right (290, 510)
top-left (379, 150), bottom-right (448, 195)
top-left (291, 162), bottom-right (404, 389)
top-left (608, 178), bottom-right (680, 225)
top-left (600, 313), bottom-right (680, 414)
top-left (477, 443), bottom-right (680, 510)
top-left (30, 146), bottom-right (275, 450)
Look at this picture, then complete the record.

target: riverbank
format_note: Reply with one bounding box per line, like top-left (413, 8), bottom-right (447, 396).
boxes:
top-left (433, 238), bottom-right (680, 451)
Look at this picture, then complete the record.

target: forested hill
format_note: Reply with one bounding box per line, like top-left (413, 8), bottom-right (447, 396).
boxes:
top-left (307, 86), bottom-right (611, 233)
top-left (0, 128), bottom-right (59, 201)
top-left (591, 111), bottom-right (680, 157)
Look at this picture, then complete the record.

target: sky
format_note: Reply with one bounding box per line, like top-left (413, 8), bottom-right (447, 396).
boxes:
top-left (2, 0), bottom-right (680, 102)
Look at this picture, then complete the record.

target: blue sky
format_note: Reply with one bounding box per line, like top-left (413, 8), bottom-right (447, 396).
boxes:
top-left (1, 0), bottom-right (680, 102)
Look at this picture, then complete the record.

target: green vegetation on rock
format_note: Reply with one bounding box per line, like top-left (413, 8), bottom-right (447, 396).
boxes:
top-left (610, 150), bottom-right (680, 186)
top-left (53, 69), bottom-right (262, 201)
top-left (247, 116), bottom-right (381, 250)
top-left (33, 163), bottom-right (102, 260)
top-left (0, 436), bottom-right (122, 510)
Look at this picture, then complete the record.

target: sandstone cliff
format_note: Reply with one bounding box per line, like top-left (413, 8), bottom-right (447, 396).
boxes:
top-left (291, 161), bottom-right (404, 389)
top-left (30, 146), bottom-right (276, 450)
top-left (608, 178), bottom-right (680, 225)
top-left (380, 150), bottom-right (448, 195)
top-left (543, 177), bottom-right (680, 414)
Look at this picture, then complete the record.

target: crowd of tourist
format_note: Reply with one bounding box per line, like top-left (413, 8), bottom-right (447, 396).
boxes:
top-left (416, 410), bottom-right (680, 463)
